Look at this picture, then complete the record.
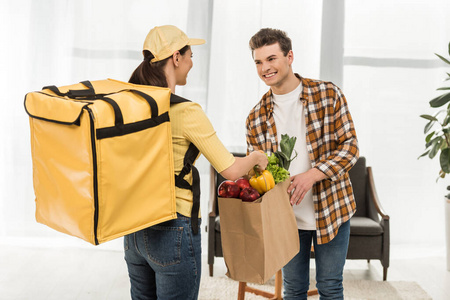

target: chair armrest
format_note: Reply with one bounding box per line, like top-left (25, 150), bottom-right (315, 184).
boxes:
top-left (209, 164), bottom-right (218, 218)
top-left (380, 217), bottom-right (390, 268)
top-left (367, 166), bottom-right (389, 220)
top-left (208, 164), bottom-right (218, 267)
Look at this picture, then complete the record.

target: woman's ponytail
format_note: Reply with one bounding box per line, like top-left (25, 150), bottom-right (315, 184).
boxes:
top-left (129, 46), bottom-right (190, 87)
top-left (129, 50), bottom-right (168, 87)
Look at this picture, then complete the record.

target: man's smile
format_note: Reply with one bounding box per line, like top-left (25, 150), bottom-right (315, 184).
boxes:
top-left (263, 72), bottom-right (277, 78)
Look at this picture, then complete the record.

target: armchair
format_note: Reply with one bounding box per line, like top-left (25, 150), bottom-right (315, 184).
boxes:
top-left (346, 156), bottom-right (390, 281)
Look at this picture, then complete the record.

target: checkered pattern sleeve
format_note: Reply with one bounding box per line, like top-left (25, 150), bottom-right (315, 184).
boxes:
top-left (312, 83), bottom-right (359, 181)
top-left (245, 91), bottom-right (277, 155)
top-left (245, 108), bottom-right (260, 155)
top-left (302, 78), bottom-right (359, 244)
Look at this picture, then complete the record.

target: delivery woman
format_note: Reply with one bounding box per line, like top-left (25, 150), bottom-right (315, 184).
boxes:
top-left (123, 25), bottom-right (268, 300)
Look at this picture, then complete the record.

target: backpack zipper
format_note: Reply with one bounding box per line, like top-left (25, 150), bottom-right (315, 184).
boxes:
top-left (85, 107), bottom-right (99, 245)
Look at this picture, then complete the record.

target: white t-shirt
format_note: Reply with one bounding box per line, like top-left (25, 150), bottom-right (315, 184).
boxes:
top-left (272, 84), bottom-right (316, 230)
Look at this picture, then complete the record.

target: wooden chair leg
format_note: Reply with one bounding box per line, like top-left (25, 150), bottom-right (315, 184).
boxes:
top-left (238, 281), bottom-right (276, 299)
top-left (209, 264), bottom-right (213, 277)
top-left (271, 270), bottom-right (282, 299)
top-left (237, 270), bottom-right (282, 300)
top-left (237, 282), bottom-right (246, 300)
top-left (236, 269), bottom-right (318, 299)
top-left (383, 267), bottom-right (388, 281)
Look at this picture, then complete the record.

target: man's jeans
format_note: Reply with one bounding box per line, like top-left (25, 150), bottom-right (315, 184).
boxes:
top-left (282, 220), bottom-right (350, 300)
top-left (124, 214), bottom-right (202, 300)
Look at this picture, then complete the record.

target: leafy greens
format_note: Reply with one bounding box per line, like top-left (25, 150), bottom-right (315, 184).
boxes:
top-left (266, 134), bottom-right (298, 184)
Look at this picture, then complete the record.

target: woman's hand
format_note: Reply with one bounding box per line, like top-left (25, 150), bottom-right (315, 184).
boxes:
top-left (220, 150), bottom-right (268, 181)
top-left (250, 150), bottom-right (268, 171)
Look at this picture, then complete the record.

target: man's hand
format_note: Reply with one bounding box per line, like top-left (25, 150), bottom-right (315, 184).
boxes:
top-left (287, 168), bottom-right (326, 205)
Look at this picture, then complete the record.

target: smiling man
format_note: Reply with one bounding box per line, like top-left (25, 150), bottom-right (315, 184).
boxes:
top-left (245, 28), bottom-right (359, 300)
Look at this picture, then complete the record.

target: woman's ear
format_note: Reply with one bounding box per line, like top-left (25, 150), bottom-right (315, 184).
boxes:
top-left (172, 51), bottom-right (180, 67)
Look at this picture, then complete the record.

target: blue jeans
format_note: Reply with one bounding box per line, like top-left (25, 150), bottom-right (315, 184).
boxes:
top-left (124, 214), bottom-right (202, 300)
top-left (282, 220), bottom-right (350, 300)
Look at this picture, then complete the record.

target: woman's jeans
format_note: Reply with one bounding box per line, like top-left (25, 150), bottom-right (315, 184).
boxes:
top-left (124, 214), bottom-right (202, 300)
top-left (282, 220), bottom-right (350, 300)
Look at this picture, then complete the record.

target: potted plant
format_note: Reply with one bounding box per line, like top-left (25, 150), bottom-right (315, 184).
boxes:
top-left (419, 41), bottom-right (450, 271)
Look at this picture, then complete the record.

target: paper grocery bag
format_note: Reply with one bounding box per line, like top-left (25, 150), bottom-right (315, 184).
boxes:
top-left (218, 179), bottom-right (300, 284)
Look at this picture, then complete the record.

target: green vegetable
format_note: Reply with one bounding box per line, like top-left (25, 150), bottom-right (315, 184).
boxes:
top-left (266, 134), bottom-right (298, 184)
top-left (267, 153), bottom-right (290, 183)
top-left (275, 134), bottom-right (297, 170)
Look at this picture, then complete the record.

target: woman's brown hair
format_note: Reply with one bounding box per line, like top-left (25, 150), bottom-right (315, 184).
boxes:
top-left (129, 45), bottom-right (190, 87)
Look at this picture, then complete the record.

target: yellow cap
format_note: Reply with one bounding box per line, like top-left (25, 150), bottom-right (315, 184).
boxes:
top-left (143, 25), bottom-right (205, 63)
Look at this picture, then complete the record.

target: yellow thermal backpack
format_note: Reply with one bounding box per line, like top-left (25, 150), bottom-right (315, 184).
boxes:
top-left (24, 79), bottom-right (200, 245)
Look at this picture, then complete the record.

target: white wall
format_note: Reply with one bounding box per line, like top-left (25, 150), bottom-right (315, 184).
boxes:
top-left (1, 0), bottom-right (450, 251)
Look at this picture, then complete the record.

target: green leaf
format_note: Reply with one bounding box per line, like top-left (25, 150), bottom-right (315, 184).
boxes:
top-left (425, 131), bottom-right (435, 143)
top-left (440, 148), bottom-right (450, 173)
top-left (418, 150), bottom-right (430, 159)
top-left (277, 134), bottom-right (298, 170)
top-left (435, 53), bottom-right (450, 65)
top-left (437, 87), bottom-right (450, 91)
top-left (279, 134), bottom-right (297, 159)
top-left (424, 120), bottom-right (434, 134)
top-left (448, 42), bottom-right (450, 56)
top-left (445, 135), bottom-right (450, 148)
top-left (437, 171), bottom-right (446, 182)
top-left (430, 92), bottom-right (450, 107)
top-left (426, 136), bottom-right (440, 148)
top-left (420, 114), bottom-right (438, 121)
top-left (429, 138), bottom-right (442, 159)
top-left (444, 115), bottom-right (450, 126)
top-left (267, 153), bottom-right (279, 165)
top-left (274, 152), bottom-right (289, 170)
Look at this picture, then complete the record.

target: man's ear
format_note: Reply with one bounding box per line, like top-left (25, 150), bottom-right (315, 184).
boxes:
top-left (287, 50), bottom-right (294, 64)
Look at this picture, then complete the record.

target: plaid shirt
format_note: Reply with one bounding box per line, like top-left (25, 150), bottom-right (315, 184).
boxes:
top-left (246, 74), bottom-right (359, 244)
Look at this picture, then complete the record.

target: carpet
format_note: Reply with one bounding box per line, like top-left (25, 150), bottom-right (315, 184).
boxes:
top-left (198, 275), bottom-right (432, 300)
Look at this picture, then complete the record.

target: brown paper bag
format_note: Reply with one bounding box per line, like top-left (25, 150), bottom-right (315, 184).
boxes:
top-left (218, 179), bottom-right (300, 284)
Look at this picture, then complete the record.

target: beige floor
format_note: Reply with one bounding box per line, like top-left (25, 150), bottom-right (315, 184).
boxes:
top-left (0, 238), bottom-right (449, 300)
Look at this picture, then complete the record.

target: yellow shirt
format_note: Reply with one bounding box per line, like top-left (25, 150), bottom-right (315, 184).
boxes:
top-left (170, 101), bottom-right (235, 217)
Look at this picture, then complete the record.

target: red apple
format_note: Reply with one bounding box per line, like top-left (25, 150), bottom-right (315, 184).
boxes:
top-left (218, 180), bottom-right (229, 197)
top-left (235, 178), bottom-right (251, 190)
top-left (218, 180), bottom-right (241, 198)
top-left (239, 187), bottom-right (261, 202)
top-left (228, 184), bottom-right (241, 198)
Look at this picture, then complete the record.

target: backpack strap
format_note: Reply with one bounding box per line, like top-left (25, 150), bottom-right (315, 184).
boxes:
top-left (170, 93), bottom-right (190, 104)
top-left (175, 143), bottom-right (201, 235)
top-left (43, 80), bottom-right (98, 98)
top-left (171, 94), bottom-right (201, 235)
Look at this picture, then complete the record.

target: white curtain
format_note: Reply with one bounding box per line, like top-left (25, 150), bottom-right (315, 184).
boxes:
top-left (207, 0), bottom-right (323, 153)
top-left (1, 0), bottom-right (450, 250)
top-left (344, 0), bottom-right (450, 245)
top-left (0, 0), bottom-right (210, 248)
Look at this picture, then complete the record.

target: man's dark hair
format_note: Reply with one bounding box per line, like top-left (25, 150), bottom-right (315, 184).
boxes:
top-left (249, 28), bottom-right (292, 56)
